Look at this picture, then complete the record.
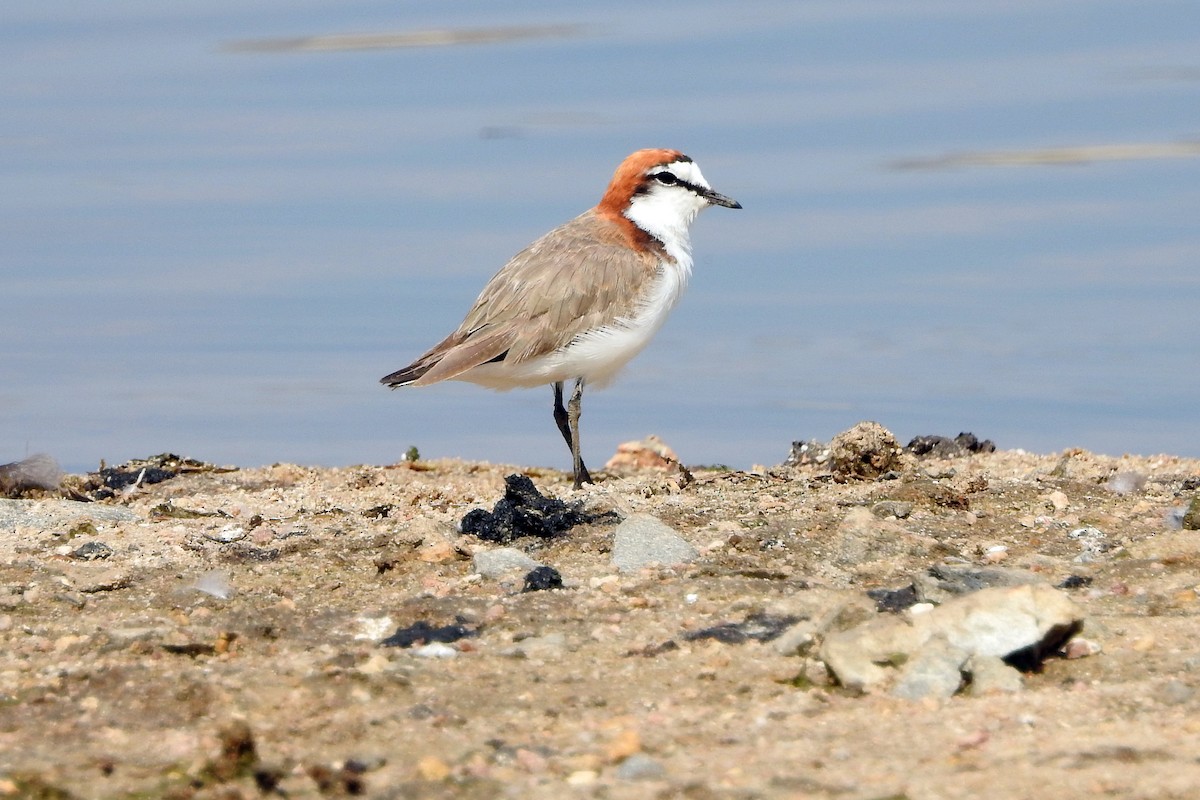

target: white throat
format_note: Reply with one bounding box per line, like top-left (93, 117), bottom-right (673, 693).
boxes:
top-left (622, 161), bottom-right (714, 265)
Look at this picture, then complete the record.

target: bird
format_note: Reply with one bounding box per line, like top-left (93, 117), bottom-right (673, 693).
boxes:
top-left (380, 148), bottom-right (740, 488)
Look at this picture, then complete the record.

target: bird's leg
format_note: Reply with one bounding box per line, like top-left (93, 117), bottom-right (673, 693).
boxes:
top-left (552, 381), bottom-right (593, 487)
top-left (567, 378), bottom-right (593, 488)
top-left (553, 382), bottom-right (573, 451)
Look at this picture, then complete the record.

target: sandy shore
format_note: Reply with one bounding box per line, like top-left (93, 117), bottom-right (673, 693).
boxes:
top-left (2, 428), bottom-right (1199, 799)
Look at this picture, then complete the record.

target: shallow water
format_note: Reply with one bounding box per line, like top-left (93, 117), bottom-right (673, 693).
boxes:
top-left (4, 1), bottom-right (1198, 472)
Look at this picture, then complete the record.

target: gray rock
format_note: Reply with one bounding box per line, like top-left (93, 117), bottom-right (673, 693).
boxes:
top-left (928, 583), bottom-right (1082, 665)
top-left (616, 754), bottom-right (666, 781)
top-left (1156, 679), bottom-right (1194, 706)
top-left (967, 655), bottom-right (1025, 695)
top-left (0, 499), bottom-right (139, 531)
top-left (914, 564), bottom-right (1043, 604)
top-left (871, 500), bottom-right (914, 519)
top-left (70, 541), bottom-right (114, 561)
top-left (891, 636), bottom-right (968, 700)
top-left (610, 515), bottom-right (697, 573)
top-left (473, 547), bottom-right (542, 579)
top-left (820, 614), bottom-right (921, 690)
top-left (821, 583), bottom-right (1083, 694)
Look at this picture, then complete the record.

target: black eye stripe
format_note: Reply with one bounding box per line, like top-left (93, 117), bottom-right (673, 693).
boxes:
top-left (642, 171), bottom-right (704, 196)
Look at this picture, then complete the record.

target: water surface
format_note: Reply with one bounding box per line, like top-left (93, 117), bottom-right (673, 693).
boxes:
top-left (4, 1), bottom-right (1198, 472)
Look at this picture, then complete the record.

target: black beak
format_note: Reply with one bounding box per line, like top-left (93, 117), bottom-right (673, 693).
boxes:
top-left (702, 188), bottom-right (742, 209)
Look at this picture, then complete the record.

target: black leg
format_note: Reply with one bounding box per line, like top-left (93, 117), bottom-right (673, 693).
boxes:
top-left (553, 382), bottom-right (573, 450)
top-left (567, 378), bottom-right (593, 488)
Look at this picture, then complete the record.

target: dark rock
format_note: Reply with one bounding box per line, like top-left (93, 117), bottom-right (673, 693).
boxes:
top-left (907, 433), bottom-right (997, 458)
top-left (683, 612), bottom-right (800, 645)
top-left (522, 566), bottom-right (563, 592)
top-left (1057, 575), bottom-right (1093, 590)
top-left (380, 618), bottom-right (478, 648)
top-left (916, 564), bottom-right (1041, 603)
top-left (70, 541), bottom-right (114, 561)
top-left (867, 584), bottom-right (919, 612)
top-left (460, 474), bottom-right (615, 542)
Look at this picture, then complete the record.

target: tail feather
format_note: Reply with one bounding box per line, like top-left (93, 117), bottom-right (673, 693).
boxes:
top-left (380, 363), bottom-right (429, 388)
top-left (380, 328), bottom-right (514, 388)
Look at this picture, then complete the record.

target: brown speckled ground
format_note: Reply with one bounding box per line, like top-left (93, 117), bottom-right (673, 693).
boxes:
top-left (2, 446), bottom-right (1200, 799)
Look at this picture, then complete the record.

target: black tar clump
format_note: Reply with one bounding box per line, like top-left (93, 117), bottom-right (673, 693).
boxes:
top-left (522, 566), bottom-right (564, 593)
top-left (380, 619), bottom-right (477, 648)
top-left (460, 474), bottom-right (614, 543)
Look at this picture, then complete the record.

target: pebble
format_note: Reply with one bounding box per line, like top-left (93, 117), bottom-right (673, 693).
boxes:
top-left (416, 755), bottom-right (451, 781)
top-left (472, 547), bottom-right (542, 579)
top-left (567, 770), bottom-right (598, 786)
top-left (610, 515), bottom-right (698, 573)
top-left (354, 616), bottom-right (396, 642)
top-left (412, 642), bottom-right (458, 659)
top-left (871, 500), bottom-right (914, 519)
top-left (69, 541), bottom-right (114, 561)
top-left (1061, 638), bottom-right (1102, 659)
top-left (616, 753), bottom-right (666, 781)
top-left (967, 655), bottom-right (1025, 694)
top-left (891, 636), bottom-right (968, 700)
top-left (1155, 679), bottom-right (1194, 706)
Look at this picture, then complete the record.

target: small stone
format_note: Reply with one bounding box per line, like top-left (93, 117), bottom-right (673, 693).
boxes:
top-left (354, 616), bottom-right (396, 642)
top-left (1155, 679), bottom-right (1194, 706)
top-left (611, 515), bottom-right (698, 573)
top-left (616, 753), bottom-right (666, 781)
top-left (567, 770), bottom-right (598, 786)
top-left (418, 540), bottom-right (459, 563)
top-left (871, 501), bottom-right (914, 519)
top-left (967, 655), bottom-right (1024, 694)
top-left (70, 541), bottom-right (114, 561)
top-left (605, 728), bottom-right (642, 762)
top-left (983, 545), bottom-right (1009, 564)
top-left (416, 755), bottom-right (451, 781)
top-left (1046, 490), bottom-right (1069, 511)
top-left (890, 636), bottom-right (968, 700)
top-left (521, 566), bottom-right (563, 592)
top-left (412, 642), bottom-right (457, 659)
top-left (1062, 638), bottom-right (1102, 659)
top-left (1183, 496), bottom-right (1200, 531)
top-left (472, 548), bottom-right (541, 579)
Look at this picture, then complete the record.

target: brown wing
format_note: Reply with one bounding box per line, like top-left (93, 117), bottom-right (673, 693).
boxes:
top-left (382, 210), bottom-right (660, 387)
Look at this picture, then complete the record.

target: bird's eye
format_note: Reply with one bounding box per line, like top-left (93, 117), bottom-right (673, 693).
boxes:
top-left (654, 172), bottom-right (678, 185)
